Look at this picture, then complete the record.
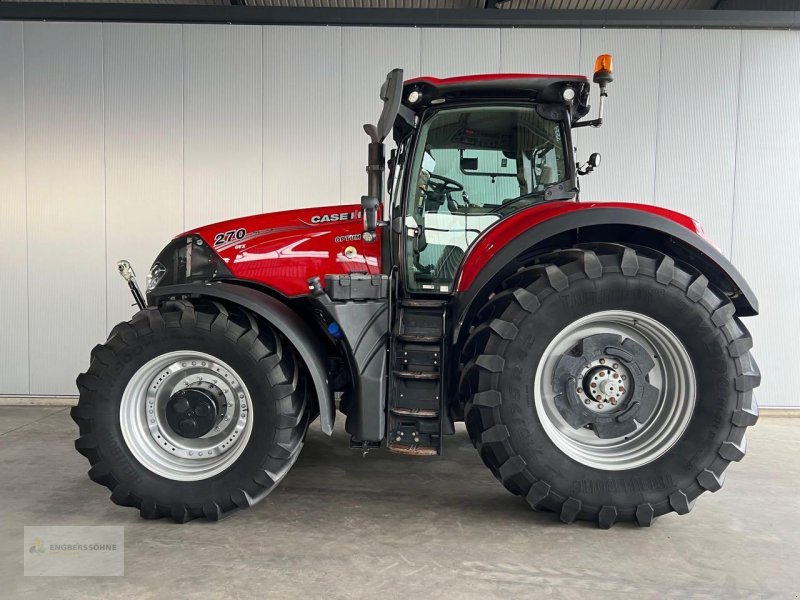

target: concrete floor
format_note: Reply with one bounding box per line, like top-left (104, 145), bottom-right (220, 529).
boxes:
top-left (0, 407), bottom-right (797, 599)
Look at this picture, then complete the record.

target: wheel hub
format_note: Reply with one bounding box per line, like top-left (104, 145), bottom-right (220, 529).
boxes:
top-left (165, 388), bottom-right (222, 439)
top-left (552, 333), bottom-right (659, 439)
top-left (580, 360), bottom-right (631, 411)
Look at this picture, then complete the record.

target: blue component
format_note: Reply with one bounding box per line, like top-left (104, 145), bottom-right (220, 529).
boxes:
top-left (327, 322), bottom-right (343, 339)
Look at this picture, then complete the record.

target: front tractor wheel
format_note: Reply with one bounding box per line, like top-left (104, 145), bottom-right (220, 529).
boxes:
top-left (72, 300), bottom-right (310, 522)
top-left (461, 245), bottom-right (760, 528)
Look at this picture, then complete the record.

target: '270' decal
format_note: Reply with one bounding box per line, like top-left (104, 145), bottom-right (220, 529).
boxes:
top-left (213, 228), bottom-right (246, 246)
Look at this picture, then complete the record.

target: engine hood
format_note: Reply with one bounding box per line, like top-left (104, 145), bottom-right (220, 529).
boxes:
top-left (184, 203), bottom-right (382, 297)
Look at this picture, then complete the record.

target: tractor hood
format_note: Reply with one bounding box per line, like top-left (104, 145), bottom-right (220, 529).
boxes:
top-left (179, 204), bottom-right (382, 297)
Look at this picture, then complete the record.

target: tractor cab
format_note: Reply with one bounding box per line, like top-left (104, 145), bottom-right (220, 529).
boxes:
top-left (365, 68), bottom-right (604, 294)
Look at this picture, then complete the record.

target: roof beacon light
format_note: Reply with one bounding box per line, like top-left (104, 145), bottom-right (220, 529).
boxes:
top-left (593, 54), bottom-right (614, 87)
top-left (573, 53), bottom-right (614, 129)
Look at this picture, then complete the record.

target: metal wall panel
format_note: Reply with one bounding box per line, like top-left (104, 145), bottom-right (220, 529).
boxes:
top-left (340, 27), bottom-right (420, 207)
top-left (0, 22), bottom-right (795, 407)
top-left (501, 28), bottom-right (580, 74)
top-left (0, 22), bottom-right (29, 394)
top-left (184, 25), bottom-right (262, 230)
top-left (262, 26), bottom-right (341, 211)
top-left (730, 30), bottom-right (800, 407)
top-left (420, 28), bottom-right (500, 78)
top-left (24, 22), bottom-right (106, 394)
top-left (654, 29), bottom-right (741, 257)
top-left (577, 29), bottom-right (661, 204)
top-left (104, 24), bottom-right (184, 330)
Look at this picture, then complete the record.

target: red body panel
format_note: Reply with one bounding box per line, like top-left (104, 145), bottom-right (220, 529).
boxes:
top-left (186, 204), bottom-right (382, 297)
top-left (405, 73), bottom-right (588, 85)
top-left (455, 201), bottom-right (704, 292)
top-left (186, 200), bottom-right (703, 298)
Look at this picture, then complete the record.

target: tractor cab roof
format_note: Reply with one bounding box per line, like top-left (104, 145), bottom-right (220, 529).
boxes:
top-left (400, 73), bottom-right (591, 122)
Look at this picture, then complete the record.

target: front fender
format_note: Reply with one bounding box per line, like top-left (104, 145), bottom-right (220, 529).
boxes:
top-left (452, 201), bottom-right (758, 344)
top-left (149, 282), bottom-right (335, 435)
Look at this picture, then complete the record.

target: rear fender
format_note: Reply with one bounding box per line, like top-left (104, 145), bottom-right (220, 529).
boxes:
top-left (452, 202), bottom-right (759, 345)
top-left (149, 282), bottom-right (335, 435)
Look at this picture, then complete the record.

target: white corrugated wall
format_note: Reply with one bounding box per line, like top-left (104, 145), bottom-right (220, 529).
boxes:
top-left (0, 22), bottom-right (796, 406)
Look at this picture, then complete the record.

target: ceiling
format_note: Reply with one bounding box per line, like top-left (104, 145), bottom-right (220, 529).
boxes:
top-left (0, 0), bottom-right (727, 7)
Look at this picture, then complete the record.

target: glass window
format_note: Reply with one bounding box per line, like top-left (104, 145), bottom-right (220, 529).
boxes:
top-left (404, 105), bottom-right (568, 291)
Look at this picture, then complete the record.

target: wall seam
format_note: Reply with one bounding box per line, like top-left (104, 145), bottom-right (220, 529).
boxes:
top-left (498, 26), bottom-right (503, 71)
top-left (339, 26), bottom-right (344, 206)
top-left (181, 24), bottom-right (186, 231)
top-left (260, 25), bottom-right (264, 213)
top-left (651, 28), bottom-right (665, 206)
top-left (22, 22), bottom-right (31, 395)
top-left (728, 29), bottom-right (745, 262)
top-left (101, 23), bottom-right (109, 336)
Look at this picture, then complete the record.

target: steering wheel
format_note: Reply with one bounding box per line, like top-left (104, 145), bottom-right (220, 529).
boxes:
top-left (428, 173), bottom-right (464, 194)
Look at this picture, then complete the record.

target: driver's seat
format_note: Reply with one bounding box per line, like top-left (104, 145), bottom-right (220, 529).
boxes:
top-left (433, 245), bottom-right (465, 285)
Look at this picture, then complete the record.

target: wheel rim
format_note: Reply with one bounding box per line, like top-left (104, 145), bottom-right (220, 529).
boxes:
top-left (534, 310), bottom-right (696, 471)
top-left (120, 351), bottom-right (254, 481)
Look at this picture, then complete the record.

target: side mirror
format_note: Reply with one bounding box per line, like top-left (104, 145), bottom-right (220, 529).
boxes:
top-left (460, 156), bottom-right (478, 171)
top-left (361, 195), bottom-right (379, 242)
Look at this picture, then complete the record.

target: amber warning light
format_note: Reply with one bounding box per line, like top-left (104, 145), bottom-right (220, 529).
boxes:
top-left (593, 54), bottom-right (614, 88)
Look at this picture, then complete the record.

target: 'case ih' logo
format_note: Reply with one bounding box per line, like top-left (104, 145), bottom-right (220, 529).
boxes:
top-left (310, 211), bottom-right (360, 224)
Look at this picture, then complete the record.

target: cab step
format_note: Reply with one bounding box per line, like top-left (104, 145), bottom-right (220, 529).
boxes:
top-left (390, 407), bottom-right (439, 418)
top-left (393, 370), bottom-right (439, 380)
top-left (387, 442), bottom-right (438, 457)
top-left (388, 299), bottom-right (449, 456)
top-left (396, 333), bottom-right (440, 343)
top-left (399, 299), bottom-right (446, 308)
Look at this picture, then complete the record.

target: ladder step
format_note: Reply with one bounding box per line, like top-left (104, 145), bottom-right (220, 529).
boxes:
top-left (388, 442), bottom-right (438, 457)
top-left (390, 407), bottom-right (439, 418)
top-left (396, 333), bottom-right (441, 344)
top-left (400, 299), bottom-right (446, 308)
top-left (393, 370), bottom-right (439, 380)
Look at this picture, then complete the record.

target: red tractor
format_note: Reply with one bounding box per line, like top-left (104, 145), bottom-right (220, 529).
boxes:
top-left (73, 56), bottom-right (760, 528)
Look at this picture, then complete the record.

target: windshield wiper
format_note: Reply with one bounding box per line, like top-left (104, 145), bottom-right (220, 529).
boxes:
top-left (491, 181), bottom-right (577, 212)
top-left (490, 189), bottom-right (547, 212)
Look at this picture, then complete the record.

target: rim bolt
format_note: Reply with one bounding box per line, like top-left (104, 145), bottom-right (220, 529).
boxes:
top-left (612, 373), bottom-right (618, 379)
top-left (619, 387), bottom-right (625, 393)
top-left (599, 371), bottom-right (605, 377)
top-left (621, 375), bottom-right (627, 380)
top-left (577, 387), bottom-right (583, 394)
top-left (599, 358), bottom-right (605, 364)
top-left (584, 399), bottom-right (591, 405)
top-left (611, 399), bottom-right (617, 405)
top-left (591, 383), bottom-right (597, 388)
top-left (597, 404), bottom-right (603, 409)
top-left (612, 363), bottom-right (619, 369)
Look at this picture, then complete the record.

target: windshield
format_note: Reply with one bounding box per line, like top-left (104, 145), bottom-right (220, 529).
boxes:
top-left (404, 105), bottom-right (569, 292)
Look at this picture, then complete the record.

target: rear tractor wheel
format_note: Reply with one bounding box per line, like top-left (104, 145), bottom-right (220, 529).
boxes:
top-left (72, 300), bottom-right (310, 522)
top-left (461, 245), bottom-right (759, 527)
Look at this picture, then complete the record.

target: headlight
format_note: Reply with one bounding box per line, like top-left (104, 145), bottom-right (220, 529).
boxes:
top-left (146, 262), bottom-right (166, 291)
top-left (146, 235), bottom-right (232, 293)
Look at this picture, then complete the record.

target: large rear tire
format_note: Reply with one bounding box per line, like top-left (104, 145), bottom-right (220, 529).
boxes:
top-left (72, 299), bottom-right (310, 523)
top-left (461, 244), bottom-right (759, 528)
